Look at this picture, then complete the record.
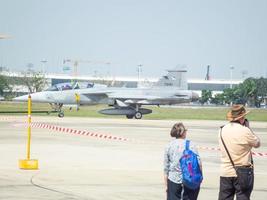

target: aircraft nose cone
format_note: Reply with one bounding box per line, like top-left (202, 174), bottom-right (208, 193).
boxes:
top-left (192, 92), bottom-right (199, 102)
top-left (13, 95), bottom-right (29, 102)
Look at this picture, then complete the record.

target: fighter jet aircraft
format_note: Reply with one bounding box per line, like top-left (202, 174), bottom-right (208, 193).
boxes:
top-left (13, 70), bottom-right (199, 119)
top-left (14, 81), bottom-right (108, 117)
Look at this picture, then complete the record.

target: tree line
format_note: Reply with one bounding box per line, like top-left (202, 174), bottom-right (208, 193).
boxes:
top-left (200, 77), bottom-right (267, 107)
top-left (0, 70), bottom-right (46, 100)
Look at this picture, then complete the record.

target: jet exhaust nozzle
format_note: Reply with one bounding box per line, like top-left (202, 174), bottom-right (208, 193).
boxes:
top-left (191, 92), bottom-right (199, 102)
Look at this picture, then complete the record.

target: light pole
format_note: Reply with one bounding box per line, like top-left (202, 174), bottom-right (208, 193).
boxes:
top-left (40, 60), bottom-right (47, 73)
top-left (230, 66), bottom-right (234, 89)
top-left (137, 64), bottom-right (142, 84)
top-left (0, 34), bottom-right (11, 71)
top-left (241, 70), bottom-right (248, 79)
top-left (105, 62), bottom-right (111, 78)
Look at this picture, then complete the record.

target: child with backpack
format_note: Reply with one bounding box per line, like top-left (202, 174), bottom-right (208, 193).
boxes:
top-left (164, 122), bottom-right (203, 200)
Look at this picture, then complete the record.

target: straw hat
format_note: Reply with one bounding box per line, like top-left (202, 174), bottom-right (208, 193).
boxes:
top-left (226, 104), bottom-right (250, 121)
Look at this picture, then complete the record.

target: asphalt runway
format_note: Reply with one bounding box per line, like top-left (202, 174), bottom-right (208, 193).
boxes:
top-left (0, 116), bottom-right (266, 200)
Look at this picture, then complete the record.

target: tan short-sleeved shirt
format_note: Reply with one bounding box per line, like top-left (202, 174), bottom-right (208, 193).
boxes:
top-left (219, 122), bottom-right (258, 177)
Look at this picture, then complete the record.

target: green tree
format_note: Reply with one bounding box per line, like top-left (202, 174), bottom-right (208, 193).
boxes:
top-left (240, 78), bottom-right (257, 106)
top-left (222, 81), bottom-right (255, 105)
top-left (0, 75), bottom-right (10, 97)
top-left (222, 77), bottom-right (267, 107)
top-left (231, 84), bottom-right (247, 104)
top-left (254, 78), bottom-right (267, 107)
top-left (200, 90), bottom-right (212, 105)
top-left (222, 88), bottom-right (235, 105)
top-left (211, 93), bottom-right (225, 105)
top-left (22, 70), bottom-right (47, 93)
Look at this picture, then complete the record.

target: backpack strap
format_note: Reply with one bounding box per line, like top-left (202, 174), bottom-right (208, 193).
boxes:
top-left (185, 140), bottom-right (190, 150)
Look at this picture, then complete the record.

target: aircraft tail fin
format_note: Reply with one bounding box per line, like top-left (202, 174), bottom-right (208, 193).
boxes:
top-left (154, 69), bottom-right (188, 89)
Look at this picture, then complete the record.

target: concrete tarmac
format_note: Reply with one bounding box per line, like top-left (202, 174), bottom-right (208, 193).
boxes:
top-left (0, 116), bottom-right (266, 200)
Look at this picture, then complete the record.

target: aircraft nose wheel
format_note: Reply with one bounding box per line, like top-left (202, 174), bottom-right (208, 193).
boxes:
top-left (134, 112), bottom-right (142, 119)
top-left (58, 112), bottom-right (64, 118)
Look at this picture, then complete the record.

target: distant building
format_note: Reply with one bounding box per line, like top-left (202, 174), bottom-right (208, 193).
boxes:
top-left (0, 70), bottom-right (243, 96)
top-left (188, 79), bottom-right (242, 96)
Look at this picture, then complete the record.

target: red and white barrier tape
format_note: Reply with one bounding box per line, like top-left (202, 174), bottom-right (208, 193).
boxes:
top-left (31, 122), bottom-right (129, 142)
top-left (197, 145), bottom-right (267, 157)
top-left (197, 146), bottom-right (221, 152)
top-left (251, 152), bottom-right (267, 157)
top-left (0, 117), bottom-right (19, 121)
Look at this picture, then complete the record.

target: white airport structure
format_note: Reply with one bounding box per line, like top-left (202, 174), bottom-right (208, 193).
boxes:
top-left (0, 69), bottom-right (243, 96)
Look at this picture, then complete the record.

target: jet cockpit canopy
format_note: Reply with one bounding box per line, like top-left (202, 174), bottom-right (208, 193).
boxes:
top-left (46, 81), bottom-right (106, 91)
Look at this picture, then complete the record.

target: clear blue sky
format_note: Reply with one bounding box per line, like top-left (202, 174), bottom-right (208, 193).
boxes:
top-left (1, 0), bottom-right (267, 79)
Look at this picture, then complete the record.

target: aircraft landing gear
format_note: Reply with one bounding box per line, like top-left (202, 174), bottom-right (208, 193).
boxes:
top-left (58, 112), bottom-right (64, 118)
top-left (134, 112), bottom-right (142, 119)
top-left (133, 104), bottom-right (143, 119)
top-left (50, 103), bottom-right (65, 118)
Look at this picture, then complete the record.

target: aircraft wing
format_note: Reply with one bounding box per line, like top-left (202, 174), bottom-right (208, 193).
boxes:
top-left (81, 91), bottom-right (160, 105)
top-left (108, 94), bottom-right (163, 105)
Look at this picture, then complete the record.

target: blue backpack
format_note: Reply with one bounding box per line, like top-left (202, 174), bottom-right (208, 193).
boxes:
top-left (179, 140), bottom-right (203, 189)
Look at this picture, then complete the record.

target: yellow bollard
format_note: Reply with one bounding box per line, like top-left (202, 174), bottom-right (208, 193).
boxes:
top-left (19, 94), bottom-right (38, 170)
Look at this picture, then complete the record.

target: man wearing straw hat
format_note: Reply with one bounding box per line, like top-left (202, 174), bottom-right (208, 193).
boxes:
top-left (218, 104), bottom-right (261, 200)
